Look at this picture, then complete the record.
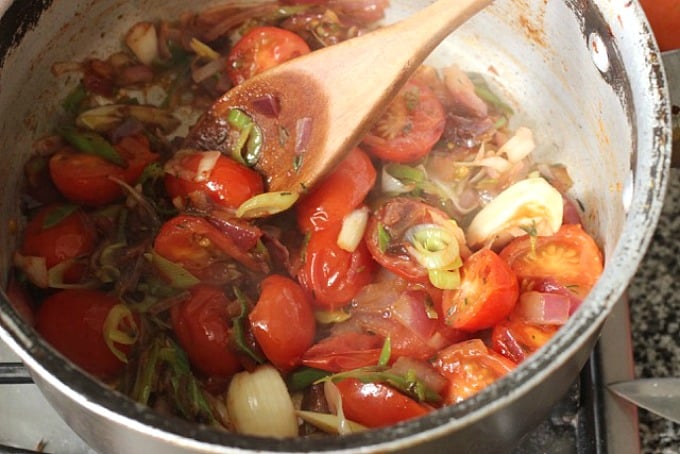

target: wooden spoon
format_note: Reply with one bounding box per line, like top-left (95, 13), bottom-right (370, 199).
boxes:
top-left (184, 0), bottom-right (492, 194)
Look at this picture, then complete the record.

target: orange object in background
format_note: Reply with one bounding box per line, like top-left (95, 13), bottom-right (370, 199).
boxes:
top-left (639, 0), bottom-right (680, 51)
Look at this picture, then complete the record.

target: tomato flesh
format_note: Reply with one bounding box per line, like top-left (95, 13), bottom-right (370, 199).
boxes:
top-left (491, 315), bottom-right (559, 364)
top-left (442, 249), bottom-right (519, 332)
top-left (249, 275), bottom-right (316, 371)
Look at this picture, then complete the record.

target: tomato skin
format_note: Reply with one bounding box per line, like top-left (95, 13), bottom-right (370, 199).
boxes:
top-left (35, 289), bottom-right (133, 378)
top-left (49, 134), bottom-right (158, 207)
top-left (296, 148), bottom-right (376, 232)
top-left (499, 224), bottom-right (604, 299)
top-left (226, 26), bottom-right (311, 85)
top-left (334, 378), bottom-right (430, 428)
top-left (639, 0), bottom-right (680, 51)
top-left (442, 249), bottom-right (519, 332)
top-left (433, 339), bottom-right (516, 405)
top-left (171, 285), bottom-right (242, 378)
top-left (21, 204), bottom-right (96, 270)
top-left (302, 332), bottom-right (384, 372)
top-left (164, 151), bottom-right (264, 210)
top-left (490, 316), bottom-right (559, 364)
top-left (298, 222), bottom-right (376, 309)
top-left (154, 215), bottom-right (264, 281)
top-left (249, 275), bottom-right (316, 371)
top-left (362, 80), bottom-right (445, 163)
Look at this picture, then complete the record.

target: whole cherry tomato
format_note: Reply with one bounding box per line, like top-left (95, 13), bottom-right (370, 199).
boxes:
top-left (362, 79), bottom-right (445, 163)
top-left (49, 134), bottom-right (158, 207)
top-left (441, 249), bottom-right (519, 332)
top-left (35, 289), bottom-right (136, 378)
top-left (296, 148), bottom-right (376, 232)
top-left (226, 26), bottom-right (311, 85)
top-left (249, 275), bottom-right (316, 371)
top-left (298, 222), bottom-right (376, 309)
top-left (164, 151), bottom-right (264, 210)
top-left (171, 285), bottom-right (242, 378)
top-left (334, 378), bottom-right (431, 428)
top-left (499, 224), bottom-right (604, 299)
top-left (433, 338), bottom-right (516, 404)
top-left (20, 204), bottom-right (96, 284)
top-left (302, 332), bottom-right (384, 372)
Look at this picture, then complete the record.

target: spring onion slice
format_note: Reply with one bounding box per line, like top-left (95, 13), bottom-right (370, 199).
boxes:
top-left (405, 222), bottom-right (461, 270)
top-left (287, 367), bottom-right (330, 392)
top-left (102, 303), bottom-right (139, 363)
top-left (337, 207), bottom-right (369, 252)
top-left (236, 191), bottom-right (299, 219)
top-left (428, 268), bottom-right (461, 290)
top-left (189, 37), bottom-right (220, 61)
top-left (227, 109), bottom-right (263, 167)
top-left (58, 126), bottom-right (126, 167)
top-left (148, 250), bottom-right (200, 288)
top-left (296, 410), bottom-right (367, 435)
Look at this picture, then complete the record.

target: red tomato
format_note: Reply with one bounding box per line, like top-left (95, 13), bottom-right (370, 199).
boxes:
top-left (20, 204), bottom-right (96, 282)
top-left (154, 215), bottom-right (264, 282)
top-left (302, 332), bottom-right (384, 372)
top-left (334, 378), bottom-right (430, 428)
top-left (499, 224), bottom-right (604, 299)
top-left (298, 222), bottom-right (376, 309)
top-left (296, 148), bottom-right (376, 232)
top-left (226, 26), bottom-right (311, 85)
top-left (362, 80), bottom-right (445, 163)
top-left (164, 151), bottom-right (264, 210)
top-left (171, 285), bottom-right (242, 378)
top-left (432, 339), bottom-right (516, 404)
top-left (49, 134), bottom-right (158, 207)
top-left (35, 289), bottom-right (135, 378)
top-left (490, 315), bottom-right (559, 364)
top-left (364, 197), bottom-right (464, 283)
top-left (639, 0), bottom-right (680, 51)
top-left (441, 249), bottom-right (519, 332)
top-left (249, 275), bottom-right (316, 371)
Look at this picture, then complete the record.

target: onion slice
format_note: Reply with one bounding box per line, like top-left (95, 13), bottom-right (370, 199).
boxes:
top-left (517, 291), bottom-right (571, 325)
top-left (337, 207), bottom-right (369, 252)
top-left (236, 191), bottom-right (299, 219)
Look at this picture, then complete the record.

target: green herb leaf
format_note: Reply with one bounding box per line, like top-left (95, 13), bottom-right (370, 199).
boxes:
top-left (42, 204), bottom-right (79, 230)
top-left (232, 288), bottom-right (266, 364)
top-left (62, 84), bottom-right (87, 114)
top-left (287, 367), bottom-right (330, 392)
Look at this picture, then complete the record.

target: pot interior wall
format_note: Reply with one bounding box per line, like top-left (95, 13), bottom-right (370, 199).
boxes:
top-left (0, 0), bottom-right (669, 452)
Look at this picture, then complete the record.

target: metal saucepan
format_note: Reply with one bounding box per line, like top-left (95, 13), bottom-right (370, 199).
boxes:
top-left (0, 0), bottom-right (671, 452)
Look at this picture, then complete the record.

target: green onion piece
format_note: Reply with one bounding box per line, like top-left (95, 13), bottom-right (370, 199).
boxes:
top-left (428, 268), bottom-right (461, 290)
top-left (296, 410), bottom-right (367, 435)
top-left (314, 308), bottom-right (351, 324)
top-left (232, 288), bottom-right (266, 364)
top-left (76, 104), bottom-right (180, 134)
top-left (189, 37), bottom-right (220, 60)
top-left (245, 122), bottom-right (263, 166)
top-left (378, 337), bottom-right (391, 367)
top-left (470, 73), bottom-right (514, 117)
top-left (377, 222), bottom-right (391, 253)
top-left (227, 109), bottom-right (262, 167)
top-left (102, 304), bottom-right (139, 363)
top-left (287, 367), bottom-right (330, 392)
top-left (148, 250), bottom-right (200, 289)
top-left (58, 126), bottom-right (126, 167)
top-left (405, 223), bottom-right (461, 270)
top-left (236, 191), bottom-right (299, 219)
top-left (42, 204), bottom-right (79, 230)
top-left (62, 84), bottom-right (87, 114)
top-left (130, 336), bottom-right (161, 404)
top-left (385, 163), bottom-right (425, 184)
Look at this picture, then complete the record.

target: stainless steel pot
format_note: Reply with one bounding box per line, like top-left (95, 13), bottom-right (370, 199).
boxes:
top-left (0, 0), bottom-right (671, 452)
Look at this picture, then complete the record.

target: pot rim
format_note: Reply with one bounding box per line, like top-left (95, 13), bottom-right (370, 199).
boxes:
top-left (0, 0), bottom-right (672, 451)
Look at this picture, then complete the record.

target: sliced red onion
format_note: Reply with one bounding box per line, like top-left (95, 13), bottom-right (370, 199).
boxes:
top-left (389, 356), bottom-right (448, 395)
top-left (517, 291), bottom-right (571, 325)
top-left (295, 116), bottom-right (313, 155)
top-left (252, 94), bottom-right (281, 118)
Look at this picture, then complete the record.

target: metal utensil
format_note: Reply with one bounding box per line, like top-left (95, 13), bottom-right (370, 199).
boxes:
top-left (608, 378), bottom-right (680, 423)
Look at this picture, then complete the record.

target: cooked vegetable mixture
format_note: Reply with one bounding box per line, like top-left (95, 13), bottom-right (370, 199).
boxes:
top-left (8, 0), bottom-right (604, 437)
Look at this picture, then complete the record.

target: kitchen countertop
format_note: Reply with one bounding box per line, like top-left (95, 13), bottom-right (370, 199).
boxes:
top-left (628, 166), bottom-right (680, 452)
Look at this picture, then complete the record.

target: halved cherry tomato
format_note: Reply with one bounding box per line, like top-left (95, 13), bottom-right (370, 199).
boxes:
top-left (432, 338), bottom-right (516, 404)
top-left (334, 378), bottom-right (431, 428)
top-left (154, 215), bottom-right (265, 283)
top-left (49, 134), bottom-right (158, 206)
top-left (296, 148), bottom-right (376, 232)
top-left (35, 289), bottom-right (135, 378)
top-left (297, 222), bottom-right (375, 309)
top-left (164, 151), bottom-right (264, 210)
top-left (364, 197), bottom-right (465, 283)
top-left (639, 0), bottom-right (680, 51)
top-left (301, 332), bottom-right (384, 372)
top-left (362, 79), bottom-right (445, 163)
top-left (249, 275), bottom-right (316, 371)
top-left (499, 224), bottom-right (604, 299)
top-left (491, 315), bottom-right (559, 364)
top-left (21, 204), bottom-right (96, 269)
top-left (441, 249), bottom-right (519, 332)
top-left (226, 26), bottom-right (311, 86)
top-left (171, 285), bottom-right (242, 378)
